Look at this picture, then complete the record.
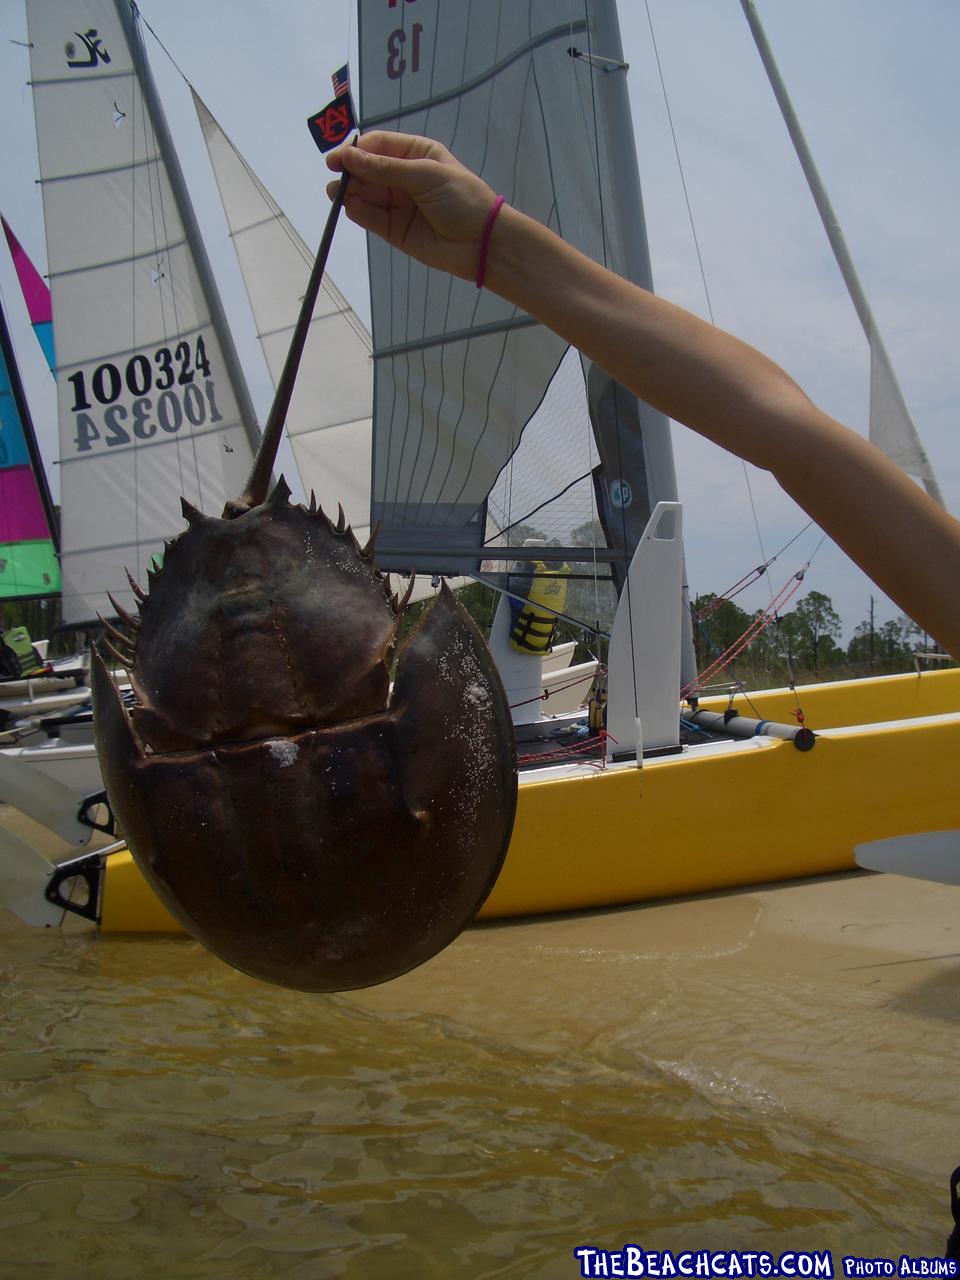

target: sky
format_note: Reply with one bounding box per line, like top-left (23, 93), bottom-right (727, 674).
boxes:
top-left (1, 0), bottom-right (957, 644)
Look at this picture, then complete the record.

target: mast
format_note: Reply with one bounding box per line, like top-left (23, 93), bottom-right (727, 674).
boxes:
top-left (115, 0), bottom-right (262, 459)
top-left (585, 2), bottom-right (680, 520)
top-left (740, 0), bottom-right (943, 506)
top-left (584, 0), bottom-right (696, 683)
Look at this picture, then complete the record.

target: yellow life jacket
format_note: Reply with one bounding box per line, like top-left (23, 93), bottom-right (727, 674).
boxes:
top-left (1, 626), bottom-right (47, 678)
top-left (508, 560), bottom-right (569, 654)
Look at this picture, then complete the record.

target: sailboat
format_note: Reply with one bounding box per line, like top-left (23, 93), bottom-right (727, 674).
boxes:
top-left (0, 215), bottom-right (132, 789)
top-left (1, 0), bottom-right (957, 932)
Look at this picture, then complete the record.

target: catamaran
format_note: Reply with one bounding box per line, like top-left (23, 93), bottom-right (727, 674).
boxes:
top-left (0, 0), bottom-right (956, 935)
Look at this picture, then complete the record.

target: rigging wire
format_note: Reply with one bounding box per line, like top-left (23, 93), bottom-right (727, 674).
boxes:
top-left (642, 5), bottom-right (860, 699)
top-left (682, 567), bottom-right (805, 698)
top-left (691, 519), bottom-right (815, 618)
top-left (684, 529), bottom-right (830, 705)
top-left (566, 0), bottom-right (604, 629)
top-left (128, 18), bottom-right (145, 579)
top-left (130, 4), bottom-right (201, 515)
top-left (642, 0), bottom-right (777, 605)
top-left (134, 7), bottom-right (332, 292)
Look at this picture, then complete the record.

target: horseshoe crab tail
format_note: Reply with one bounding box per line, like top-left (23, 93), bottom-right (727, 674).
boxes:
top-left (234, 164), bottom-right (352, 514)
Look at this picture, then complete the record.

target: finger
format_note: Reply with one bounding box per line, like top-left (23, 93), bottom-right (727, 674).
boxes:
top-left (341, 195), bottom-right (392, 242)
top-left (356, 131), bottom-right (454, 164)
top-left (328, 139), bottom-right (450, 197)
top-left (327, 132), bottom-right (455, 178)
top-left (326, 176), bottom-right (395, 211)
top-left (326, 150), bottom-right (346, 174)
top-left (354, 150), bottom-right (441, 197)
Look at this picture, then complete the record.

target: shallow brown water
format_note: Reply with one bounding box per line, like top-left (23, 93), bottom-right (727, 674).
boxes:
top-left (1, 864), bottom-right (958, 1278)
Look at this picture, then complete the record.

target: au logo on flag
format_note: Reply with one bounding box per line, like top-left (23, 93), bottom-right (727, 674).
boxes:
top-left (307, 97), bottom-right (355, 152)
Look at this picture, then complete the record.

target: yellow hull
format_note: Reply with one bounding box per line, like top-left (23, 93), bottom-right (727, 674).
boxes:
top-left (100, 668), bottom-right (960, 932)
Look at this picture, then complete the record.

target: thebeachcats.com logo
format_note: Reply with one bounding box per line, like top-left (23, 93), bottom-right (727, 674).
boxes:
top-left (570, 1247), bottom-right (960, 1279)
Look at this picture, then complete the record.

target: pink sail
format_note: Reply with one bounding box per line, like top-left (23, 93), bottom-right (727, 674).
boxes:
top-left (2, 217), bottom-right (51, 323)
top-left (1, 216), bottom-right (54, 372)
top-left (0, 467), bottom-right (51, 541)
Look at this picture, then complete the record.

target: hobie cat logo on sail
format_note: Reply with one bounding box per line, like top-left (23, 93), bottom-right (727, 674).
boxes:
top-left (609, 479), bottom-right (633, 509)
top-left (65, 29), bottom-right (110, 69)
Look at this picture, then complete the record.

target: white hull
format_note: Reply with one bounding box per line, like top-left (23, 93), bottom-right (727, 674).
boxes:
top-left (0, 737), bottom-right (103, 801)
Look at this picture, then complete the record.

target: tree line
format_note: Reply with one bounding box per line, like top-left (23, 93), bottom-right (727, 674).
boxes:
top-left (691, 589), bottom-right (949, 684)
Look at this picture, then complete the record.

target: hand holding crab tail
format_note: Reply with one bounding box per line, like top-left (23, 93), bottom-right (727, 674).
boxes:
top-left (326, 131), bottom-right (495, 282)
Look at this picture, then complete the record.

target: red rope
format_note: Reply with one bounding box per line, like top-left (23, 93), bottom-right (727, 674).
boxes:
top-left (683, 570), bottom-right (806, 700)
top-left (692, 569), bottom-right (763, 621)
top-left (517, 732), bottom-right (608, 766)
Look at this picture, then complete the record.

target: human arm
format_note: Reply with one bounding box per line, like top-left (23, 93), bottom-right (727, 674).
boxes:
top-left (328, 133), bottom-right (960, 658)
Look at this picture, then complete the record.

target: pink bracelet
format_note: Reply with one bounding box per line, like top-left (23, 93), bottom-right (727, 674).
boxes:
top-left (475, 195), bottom-right (506, 289)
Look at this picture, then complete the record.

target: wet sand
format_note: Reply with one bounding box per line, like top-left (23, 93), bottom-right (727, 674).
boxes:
top-left (5, 798), bottom-right (960, 1177)
top-left (352, 869), bottom-right (960, 1180)
top-left (2, 801), bottom-right (959, 1272)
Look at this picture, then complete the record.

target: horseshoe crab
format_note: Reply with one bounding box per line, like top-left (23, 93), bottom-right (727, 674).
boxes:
top-left (90, 176), bottom-right (517, 992)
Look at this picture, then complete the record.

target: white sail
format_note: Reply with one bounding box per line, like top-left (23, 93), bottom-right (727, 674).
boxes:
top-left (192, 91), bottom-right (374, 544)
top-left (26, 0), bottom-right (260, 625)
top-left (357, 0), bottom-right (682, 606)
top-left (868, 326), bottom-right (941, 498)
